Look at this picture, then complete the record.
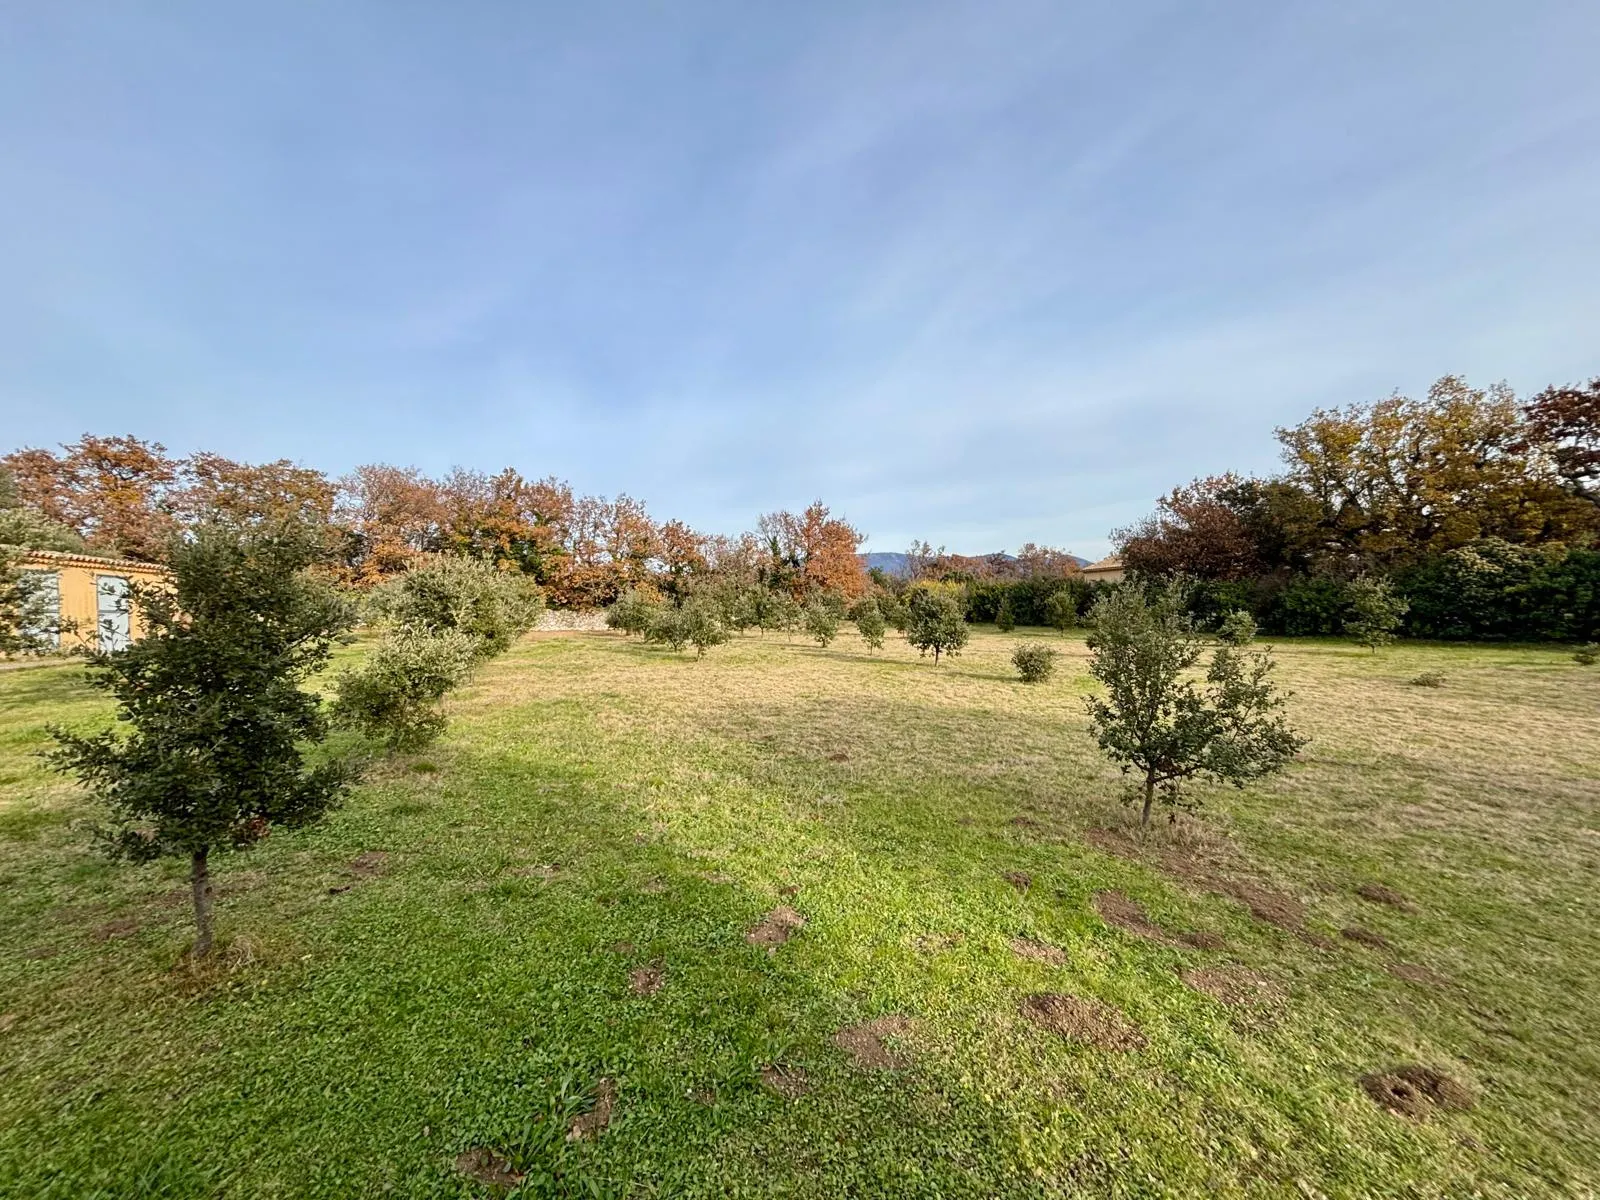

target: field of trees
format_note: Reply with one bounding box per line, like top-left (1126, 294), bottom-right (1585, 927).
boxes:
top-left (0, 371), bottom-right (1597, 1196)
top-left (2, 625), bottom-right (1597, 1197)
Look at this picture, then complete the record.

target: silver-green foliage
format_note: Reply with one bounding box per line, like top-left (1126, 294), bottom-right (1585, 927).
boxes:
top-left (1345, 574), bottom-right (1408, 651)
top-left (369, 556), bottom-right (542, 660)
top-left (1216, 608), bottom-right (1258, 646)
top-left (804, 597), bottom-right (841, 647)
top-left (331, 626), bottom-right (477, 750)
top-left (1084, 584), bottom-right (1306, 826)
top-left (853, 599), bottom-right (887, 649)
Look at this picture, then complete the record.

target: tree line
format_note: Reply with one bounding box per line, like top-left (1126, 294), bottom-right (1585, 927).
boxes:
top-left (0, 435), bottom-right (869, 607)
top-left (1115, 375), bottom-right (1600, 641)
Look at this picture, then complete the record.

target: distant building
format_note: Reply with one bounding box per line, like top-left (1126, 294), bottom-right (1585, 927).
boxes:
top-left (14, 549), bottom-right (169, 653)
top-left (1080, 555), bottom-right (1125, 583)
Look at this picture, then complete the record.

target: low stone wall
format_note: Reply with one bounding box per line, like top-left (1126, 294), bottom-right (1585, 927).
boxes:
top-left (534, 608), bottom-right (609, 632)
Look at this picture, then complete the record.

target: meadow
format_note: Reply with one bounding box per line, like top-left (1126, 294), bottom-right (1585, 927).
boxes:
top-left (1, 627), bottom-right (1597, 1198)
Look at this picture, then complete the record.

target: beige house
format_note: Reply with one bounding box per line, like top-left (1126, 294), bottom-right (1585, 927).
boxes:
top-left (1080, 555), bottom-right (1125, 583)
top-left (14, 549), bottom-right (169, 653)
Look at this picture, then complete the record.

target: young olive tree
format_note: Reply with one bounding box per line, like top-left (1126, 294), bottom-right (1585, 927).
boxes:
top-left (605, 589), bottom-right (654, 637)
top-left (853, 598), bottom-right (887, 649)
top-left (1084, 585), bottom-right (1305, 828)
top-left (904, 590), bottom-right (970, 665)
top-left (1345, 575), bottom-right (1408, 652)
top-left (683, 594), bottom-right (729, 657)
top-left (331, 626), bottom-right (477, 750)
top-left (804, 596), bottom-right (841, 647)
top-left (50, 522), bottom-right (356, 956)
top-left (1216, 608), bottom-right (1258, 646)
top-left (369, 556), bottom-right (542, 660)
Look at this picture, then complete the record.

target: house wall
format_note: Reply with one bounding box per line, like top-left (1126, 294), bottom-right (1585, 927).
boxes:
top-left (16, 551), bottom-right (171, 652)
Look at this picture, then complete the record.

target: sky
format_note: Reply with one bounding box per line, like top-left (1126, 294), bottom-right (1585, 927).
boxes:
top-left (2, 2), bottom-right (1597, 559)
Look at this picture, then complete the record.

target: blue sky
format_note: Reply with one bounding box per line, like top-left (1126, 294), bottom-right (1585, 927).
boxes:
top-left (2, 2), bottom-right (1597, 558)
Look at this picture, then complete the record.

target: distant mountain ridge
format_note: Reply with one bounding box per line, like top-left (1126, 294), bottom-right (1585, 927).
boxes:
top-left (860, 550), bottom-right (1089, 578)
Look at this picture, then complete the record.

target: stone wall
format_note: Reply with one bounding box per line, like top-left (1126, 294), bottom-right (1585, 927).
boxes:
top-left (534, 608), bottom-right (609, 632)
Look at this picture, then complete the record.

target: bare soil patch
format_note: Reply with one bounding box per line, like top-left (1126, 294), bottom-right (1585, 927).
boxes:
top-left (1342, 926), bottom-right (1392, 950)
top-left (1009, 936), bottom-right (1068, 965)
top-left (91, 916), bottom-right (139, 941)
top-left (1357, 883), bottom-right (1417, 913)
top-left (454, 1148), bottom-right (523, 1190)
top-left (1083, 829), bottom-right (1305, 933)
top-left (1212, 879), bottom-right (1305, 932)
top-left (1002, 870), bottom-right (1033, 894)
top-left (1179, 930), bottom-right (1226, 950)
top-left (1360, 1066), bottom-right (1474, 1119)
top-left (1387, 962), bottom-right (1450, 987)
top-left (566, 1078), bottom-right (617, 1141)
top-left (833, 1015), bottom-right (916, 1069)
top-left (1180, 965), bottom-right (1283, 1007)
top-left (777, 884), bottom-right (800, 897)
top-left (348, 851), bottom-right (389, 877)
top-left (638, 878), bottom-right (667, 895)
top-left (913, 932), bottom-right (963, 954)
top-left (628, 964), bottom-right (664, 996)
top-left (609, 940), bottom-right (636, 955)
top-left (1019, 994), bottom-right (1145, 1051)
top-left (746, 906), bottom-right (806, 949)
top-left (1093, 890), bottom-right (1224, 950)
top-left (759, 1064), bottom-right (810, 1098)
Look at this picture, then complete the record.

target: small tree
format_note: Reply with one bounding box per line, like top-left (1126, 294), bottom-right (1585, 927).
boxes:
top-left (1012, 642), bottom-right (1057, 683)
top-left (683, 595), bottom-right (729, 658)
top-left (904, 590), bottom-right (970, 665)
top-left (605, 589), bottom-right (654, 637)
top-left (1216, 608), bottom-right (1257, 646)
top-left (1084, 585), bottom-right (1306, 828)
top-left (370, 556), bottom-right (541, 660)
top-left (50, 522), bottom-right (356, 956)
top-left (854, 599), bottom-right (886, 650)
top-left (331, 626), bottom-right (477, 750)
top-left (763, 591), bottom-right (803, 640)
top-left (804, 596), bottom-right (841, 647)
top-left (1345, 575), bottom-right (1408, 652)
top-left (995, 594), bottom-right (1016, 633)
top-left (644, 604), bottom-right (691, 651)
top-left (1045, 588), bottom-right (1078, 634)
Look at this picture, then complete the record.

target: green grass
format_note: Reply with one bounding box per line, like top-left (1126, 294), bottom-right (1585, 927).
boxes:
top-left (1, 628), bottom-right (1597, 1198)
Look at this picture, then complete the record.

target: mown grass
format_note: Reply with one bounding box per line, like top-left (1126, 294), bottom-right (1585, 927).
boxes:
top-left (0, 627), bottom-right (1596, 1198)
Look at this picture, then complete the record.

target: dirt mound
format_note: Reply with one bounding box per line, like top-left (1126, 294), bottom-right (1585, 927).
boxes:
top-left (1178, 931), bottom-right (1226, 950)
top-left (1213, 880), bottom-right (1304, 931)
top-left (746, 906), bottom-right (806, 949)
top-left (628, 964), bottom-right (664, 996)
top-left (1387, 962), bottom-right (1450, 987)
top-left (1180, 965), bottom-right (1282, 1007)
top-left (92, 916), bottom-right (139, 941)
top-left (759, 1064), bottom-right (810, 1098)
top-left (1094, 891), bottom-right (1224, 950)
top-left (566, 1078), bottom-right (617, 1141)
top-left (1010, 937), bottom-right (1068, 965)
top-left (1341, 927), bottom-right (1392, 950)
top-left (1002, 871), bottom-right (1033, 894)
top-left (833, 1015), bottom-right (916, 1069)
top-left (1360, 1066), bottom-right (1474, 1118)
top-left (778, 884), bottom-right (800, 897)
top-left (455, 1148), bottom-right (523, 1190)
top-left (1357, 883), bottom-right (1416, 913)
top-left (348, 851), bottom-right (389, 877)
top-left (1019, 994), bottom-right (1145, 1051)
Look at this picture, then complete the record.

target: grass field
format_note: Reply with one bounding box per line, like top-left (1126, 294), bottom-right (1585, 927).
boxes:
top-left (1, 627), bottom-right (1597, 1198)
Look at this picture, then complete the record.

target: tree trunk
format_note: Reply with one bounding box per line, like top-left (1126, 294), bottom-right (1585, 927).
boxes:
top-left (1141, 778), bottom-right (1156, 828)
top-left (190, 846), bottom-right (214, 958)
top-left (933, 646), bottom-right (941, 665)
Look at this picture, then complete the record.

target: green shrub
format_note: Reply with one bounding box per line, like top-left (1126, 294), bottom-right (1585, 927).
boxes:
top-left (1346, 575), bottom-right (1408, 651)
top-left (1216, 609), bottom-right (1257, 646)
top-left (332, 627), bottom-right (477, 749)
top-left (1045, 588), bottom-right (1078, 633)
top-left (644, 605), bottom-right (690, 651)
top-left (854, 599), bottom-right (886, 649)
top-left (804, 597), bottom-right (841, 647)
top-left (683, 596), bottom-right (729, 658)
top-left (605, 589), bottom-right (654, 637)
top-left (1409, 671), bottom-right (1446, 688)
top-left (1011, 642), bottom-right (1057, 683)
top-left (995, 596), bottom-right (1016, 633)
top-left (1575, 643), bottom-right (1599, 666)
top-left (904, 590), bottom-right (969, 665)
top-left (371, 557), bottom-right (541, 659)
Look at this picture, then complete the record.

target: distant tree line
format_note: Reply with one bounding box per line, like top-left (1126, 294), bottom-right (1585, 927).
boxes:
top-left (0, 436), bottom-right (870, 609)
top-left (1115, 375), bottom-right (1600, 641)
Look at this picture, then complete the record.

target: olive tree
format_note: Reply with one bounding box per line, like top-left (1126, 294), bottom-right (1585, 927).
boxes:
top-left (904, 590), bottom-right (969, 665)
top-left (853, 598), bottom-right (887, 649)
top-left (1345, 575), bottom-right (1407, 651)
top-left (369, 556), bottom-right (541, 660)
top-left (804, 596), bottom-right (841, 647)
top-left (1084, 584), bottom-right (1305, 827)
top-left (50, 522), bottom-right (356, 956)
